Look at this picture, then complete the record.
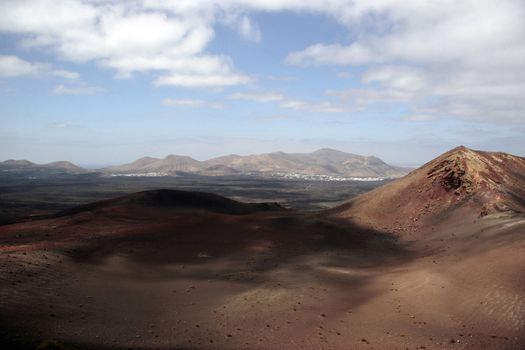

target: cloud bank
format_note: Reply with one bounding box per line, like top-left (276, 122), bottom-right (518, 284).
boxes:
top-left (0, 0), bottom-right (523, 122)
top-left (0, 55), bottom-right (78, 79)
top-left (286, 0), bottom-right (525, 122)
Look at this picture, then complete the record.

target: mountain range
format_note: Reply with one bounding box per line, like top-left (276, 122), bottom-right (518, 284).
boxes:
top-left (0, 148), bottom-right (409, 178)
top-left (0, 159), bottom-right (87, 176)
top-left (105, 148), bottom-right (408, 178)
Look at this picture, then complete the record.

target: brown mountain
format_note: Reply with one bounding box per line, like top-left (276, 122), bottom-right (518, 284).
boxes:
top-left (42, 161), bottom-right (87, 173)
top-left (0, 159), bottom-right (87, 174)
top-left (330, 146), bottom-right (525, 233)
top-left (204, 148), bottom-right (406, 177)
top-left (198, 164), bottom-right (240, 176)
top-left (105, 154), bottom-right (203, 174)
top-left (0, 159), bottom-right (36, 168)
top-left (103, 156), bottom-right (160, 172)
top-left (106, 148), bottom-right (407, 178)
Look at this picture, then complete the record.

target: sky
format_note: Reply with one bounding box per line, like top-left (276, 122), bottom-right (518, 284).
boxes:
top-left (1, 0), bottom-right (524, 167)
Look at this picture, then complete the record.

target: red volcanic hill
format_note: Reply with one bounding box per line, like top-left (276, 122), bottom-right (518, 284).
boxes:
top-left (55, 189), bottom-right (284, 217)
top-left (331, 146), bottom-right (525, 233)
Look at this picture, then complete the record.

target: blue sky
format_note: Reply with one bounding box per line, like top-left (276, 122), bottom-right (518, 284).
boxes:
top-left (1, 0), bottom-right (524, 167)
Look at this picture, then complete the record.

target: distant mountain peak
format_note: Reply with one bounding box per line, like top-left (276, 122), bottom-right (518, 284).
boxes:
top-left (312, 148), bottom-right (348, 155)
top-left (2, 159), bottom-right (35, 167)
top-left (0, 159), bottom-right (87, 175)
top-left (451, 145), bottom-right (470, 152)
top-left (43, 161), bottom-right (86, 173)
top-left (137, 156), bottom-right (159, 162)
top-left (45, 160), bottom-right (82, 168)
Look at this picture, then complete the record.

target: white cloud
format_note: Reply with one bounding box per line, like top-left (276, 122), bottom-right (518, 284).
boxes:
top-left (238, 16), bottom-right (261, 43)
top-left (328, 66), bottom-right (428, 106)
top-left (286, 43), bottom-right (375, 66)
top-left (162, 98), bottom-right (227, 109)
top-left (162, 98), bottom-right (204, 107)
top-left (0, 55), bottom-right (41, 77)
top-left (2, 1), bottom-right (361, 88)
top-left (155, 72), bottom-right (251, 88)
top-left (0, 1), bottom-right (392, 89)
top-left (279, 99), bottom-right (349, 113)
top-left (230, 92), bottom-right (285, 102)
top-left (0, 55), bottom-right (78, 79)
top-left (362, 66), bottom-right (426, 93)
top-left (229, 90), bottom-right (348, 113)
top-left (330, 63), bottom-right (525, 122)
top-left (0, 0), bottom-right (257, 88)
top-left (52, 84), bottom-right (102, 95)
top-left (52, 69), bottom-right (80, 80)
top-left (285, 0), bottom-right (525, 122)
top-left (2, 0), bottom-right (524, 120)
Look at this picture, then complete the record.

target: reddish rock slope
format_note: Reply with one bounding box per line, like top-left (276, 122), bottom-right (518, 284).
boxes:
top-left (331, 146), bottom-right (525, 233)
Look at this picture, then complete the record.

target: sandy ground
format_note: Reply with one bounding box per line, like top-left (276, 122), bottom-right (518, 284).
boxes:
top-left (0, 199), bottom-right (524, 350)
